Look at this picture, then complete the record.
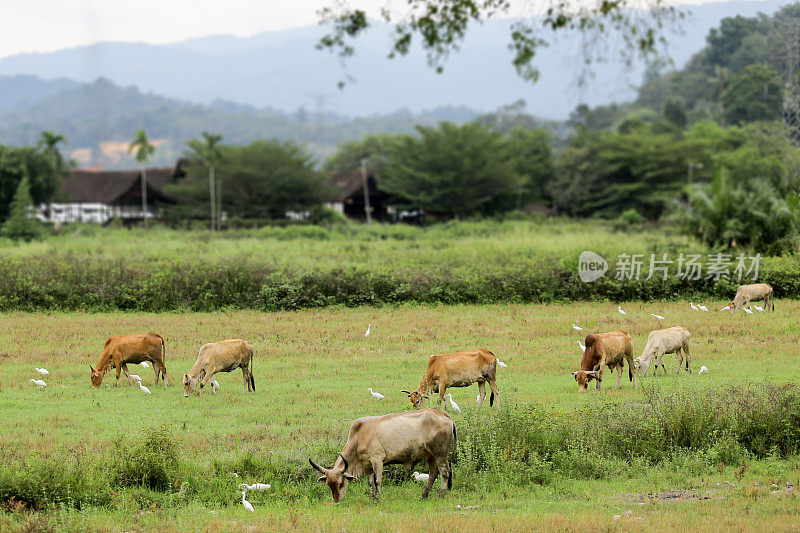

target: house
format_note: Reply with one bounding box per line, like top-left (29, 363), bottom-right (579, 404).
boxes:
top-left (36, 162), bottom-right (185, 224)
top-left (328, 169), bottom-right (391, 221)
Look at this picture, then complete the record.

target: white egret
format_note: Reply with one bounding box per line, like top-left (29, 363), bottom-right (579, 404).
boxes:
top-left (364, 324), bottom-right (371, 337)
top-left (368, 388), bottom-right (385, 400)
top-left (29, 379), bottom-right (47, 388)
top-left (690, 302), bottom-right (698, 311)
top-left (210, 378), bottom-right (220, 393)
top-left (754, 305), bottom-right (764, 313)
top-left (140, 361), bottom-right (150, 368)
top-left (720, 305), bottom-right (730, 311)
top-left (241, 491), bottom-right (254, 512)
top-left (577, 340), bottom-right (586, 352)
top-left (139, 382), bottom-right (151, 395)
top-left (35, 367), bottom-right (49, 376)
top-left (446, 393), bottom-right (461, 413)
top-left (699, 366), bottom-right (708, 374)
top-left (497, 359), bottom-right (508, 369)
top-left (650, 313), bottom-right (665, 320)
top-left (572, 324), bottom-right (583, 331)
top-left (698, 305), bottom-right (709, 312)
top-left (618, 306), bottom-right (626, 316)
top-left (743, 307), bottom-right (754, 315)
top-left (240, 482), bottom-right (271, 491)
top-left (412, 471), bottom-right (430, 482)
top-left (129, 374), bottom-right (142, 383)
top-left (476, 394), bottom-right (481, 403)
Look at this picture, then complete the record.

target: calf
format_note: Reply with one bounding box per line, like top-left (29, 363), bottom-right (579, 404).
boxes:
top-left (572, 331), bottom-right (637, 392)
top-left (182, 339), bottom-right (254, 397)
top-left (635, 326), bottom-right (691, 376)
top-left (401, 349), bottom-right (499, 410)
top-left (309, 409), bottom-right (456, 502)
top-left (731, 283), bottom-right (774, 312)
top-left (90, 333), bottom-right (167, 388)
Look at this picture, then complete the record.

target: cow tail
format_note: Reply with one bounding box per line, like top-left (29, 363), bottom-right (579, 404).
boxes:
top-left (249, 346), bottom-right (256, 392)
top-left (490, 390), bottom-right (495, 407)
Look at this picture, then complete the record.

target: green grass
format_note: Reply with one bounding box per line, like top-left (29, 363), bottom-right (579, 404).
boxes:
top-left (1, 302), bottom-right (800, 530)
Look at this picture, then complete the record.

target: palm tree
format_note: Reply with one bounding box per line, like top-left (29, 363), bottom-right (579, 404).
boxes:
top-left (128, 129), bottom-right (156, 226)
top-left (37, 131), bottom-right (67, 222)
top-left (185, 132), bottom-right (223, 230)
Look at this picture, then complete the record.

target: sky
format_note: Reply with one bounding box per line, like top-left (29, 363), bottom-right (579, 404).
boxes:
top-left (0, 0), bottom-right (764, 59)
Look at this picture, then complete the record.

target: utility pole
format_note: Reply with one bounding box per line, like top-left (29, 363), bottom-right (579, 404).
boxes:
top-left (361, 158), bottom-right (372, 224)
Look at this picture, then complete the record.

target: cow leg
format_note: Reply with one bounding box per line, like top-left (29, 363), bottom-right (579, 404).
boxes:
top-left (683, 344), bottom-right (692, 373)
top-left (438, 387), bottom-right (447, 410)
top-left (615, 364), bottom-right (623, 389)
top-left (370, 460), bottom-right (383, 500)
top-left (435, 457), bottom-right (450, 498)
top-left (121, 363), bottom-right (133, 385)
top-left (242, 367), bottom-right (250, 393)
top-left (114, 362), bottom-right (123, 387)
top-left (200, 371), bottom-right (215, 396)
top-left (477, 381), bottom-right (487, 409)
top-left (675, 348), bottom-right (684, 375)
top-left (421, 457), bottom-right (438, 499)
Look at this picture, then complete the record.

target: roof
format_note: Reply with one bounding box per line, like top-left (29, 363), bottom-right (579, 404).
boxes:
top-left (62, 167), bottom-right (177, 204)
top-left (329, 169), bottom-right (377, 202)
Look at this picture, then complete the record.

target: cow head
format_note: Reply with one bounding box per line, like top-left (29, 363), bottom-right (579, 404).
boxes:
top-left (309, 453), bottom-right (356, 503)
top-left (572, 370), bottom-right (599, 392)
top-left (183, 373), bottom-right (203, 397)
top-left (89, 365), bottom-right (105, 388)
top-left (401, 389), bottom-right (428, 409)
top-left (729, 300), bottom-right (738, 312)
top-left (634, 356), bottom-right (650, 376)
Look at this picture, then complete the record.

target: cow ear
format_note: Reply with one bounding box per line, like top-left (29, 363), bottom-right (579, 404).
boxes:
top-left (317, 475), bottom-right (327, 483)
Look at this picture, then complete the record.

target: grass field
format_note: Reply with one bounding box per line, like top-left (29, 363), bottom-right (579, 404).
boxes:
top-left (1, 301), bottom-right (800, 531)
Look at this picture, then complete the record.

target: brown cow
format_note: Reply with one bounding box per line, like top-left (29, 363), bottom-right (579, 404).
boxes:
top-left (731, 283), bottom-right (774, 312)
top-left (572, 331), bottom-right (637, 393)
top-left (90, 333), bottom-right (168, 388)
top-left (182, 339), bottom-right (255, 397)
top-left (401, 349), bottom-right (499, 410)
top-left (309, 409), bottom-right (456, 502)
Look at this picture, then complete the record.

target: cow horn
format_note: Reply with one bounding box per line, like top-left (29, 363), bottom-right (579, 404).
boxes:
top-left (571, 371), bottom-right (578, 376)
top-left (89, 365), bottom-right (95, 372)
top-left (308, 458), bottom-right (329, 476)
top-left (338, 453), bottom-right (349, 472)
top-left (400, 389), bottom-right (411, 395)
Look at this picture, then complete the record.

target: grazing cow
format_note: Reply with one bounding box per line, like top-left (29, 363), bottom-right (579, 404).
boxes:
top-left (182, 339), bottom-right (255, 397)
top-left (90, 333), bottom-right (167, 388)
top-left (401, 349), bottom-right (499, 410)
top-left (731, 283), bottom-right (774, 312)
top-left (572, 331), bottom-right (637, 392)
top-left (635, 326), bottom-right (691, 376)
top-left (309, 409), bottom-right (456, 502)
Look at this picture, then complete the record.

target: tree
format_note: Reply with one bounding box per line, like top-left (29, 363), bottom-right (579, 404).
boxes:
top-left (504, 126), bottom-right (554, 205)
top-left (0, 145), bottom-right (61, 222)
top-left (382, 122), bottom-right (524, 219)
top-left (317, 0), bottom-right (682, 87)
top-left (323, 134), bottom-right (398, 174)
top-left (185, 132), bottom-right (223, 230)
top-left (127, 129), bottom-right (156, 226)
top-left (2, 177), bottom-right (41, 241)
top-left (722, 63), bottom-right (783, 125)
top-left (166, 139), bottom-right (333, 221)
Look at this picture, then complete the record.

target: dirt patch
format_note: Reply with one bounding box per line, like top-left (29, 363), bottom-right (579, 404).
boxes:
top-left (621, 489), bottom-right (717, 504)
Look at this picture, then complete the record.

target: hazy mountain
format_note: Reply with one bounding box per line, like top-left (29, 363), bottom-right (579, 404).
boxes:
top-left (0, 0), bottom-right (788, 119)
top-left (0, 74), bottom-right (79, 112)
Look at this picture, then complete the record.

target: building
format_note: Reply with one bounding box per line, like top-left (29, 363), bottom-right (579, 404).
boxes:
top-left (328, 169), bottom-right (391, 221)
top-left (36, 163), bottom-right (184, 224)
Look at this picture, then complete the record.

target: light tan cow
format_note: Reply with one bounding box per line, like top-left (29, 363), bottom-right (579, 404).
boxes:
top-left (401, 349), bottom-right (499, 410)
top-left (309, 409), bottom-right (456, 502)
top-left (635, 326), bottom-right (691, 376)
top-left (731, 283), bottom-right (774, 312)
top-left (182, 339), bottom-right (254, 397)
top-left (90, 333), bottom-right (168, 388)
top-left (572, 331), bottom-right (637, 392)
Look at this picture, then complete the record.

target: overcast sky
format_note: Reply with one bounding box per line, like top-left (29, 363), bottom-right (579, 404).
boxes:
top-left (0, 0), bottom-right (765, 59)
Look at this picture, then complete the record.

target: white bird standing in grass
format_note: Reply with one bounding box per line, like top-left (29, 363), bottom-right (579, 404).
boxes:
top-left (446, 393), bottom-right (461, 413)
top-left (754, 305), bottom-right (764, 313)
top-left (572, 323), bottom-right (583, 331)
top-left (364, 324), bottom-right (371, 337)
top-left (368, 388), bottom-right (385, 400)
top-left (129, 374), bottom-right (142, 383)
top-left (699, 366), bottom-right (708, 374)
top-left (743, 307), bottom-right (754, 314)
top-left (650, 313), bottom-right (665, 320)
top-left (241, 491), bottom-right (254, 512)
top-left (476, 394), bottom-right (481, 404)
top-left (140, 361), bottom-right (150, 368)
top-left (720, 305), bottom-right (730, 311)
top-left (35, 367), bottom-right (49, 376)
top-left (139, 382), bottom-right (151, 395)
top-left (240, 483), bottom-right (271, 491)
top-left (690, 302), bottom-right (698, 311)
top-left (577, 340), bottom-right (586, 352)
top-left (698, 305), bottom-right (709, 312)
top-left (210, 379), bottom-right (220, 393)
top-left (30, 379), bottom-right (47, 388)
top-left (618, 306), bottom-right (626, 316)
top-left (497, 359), bottom-right (508, 369)
top-left (412, 471), bottom-right (430, 482)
